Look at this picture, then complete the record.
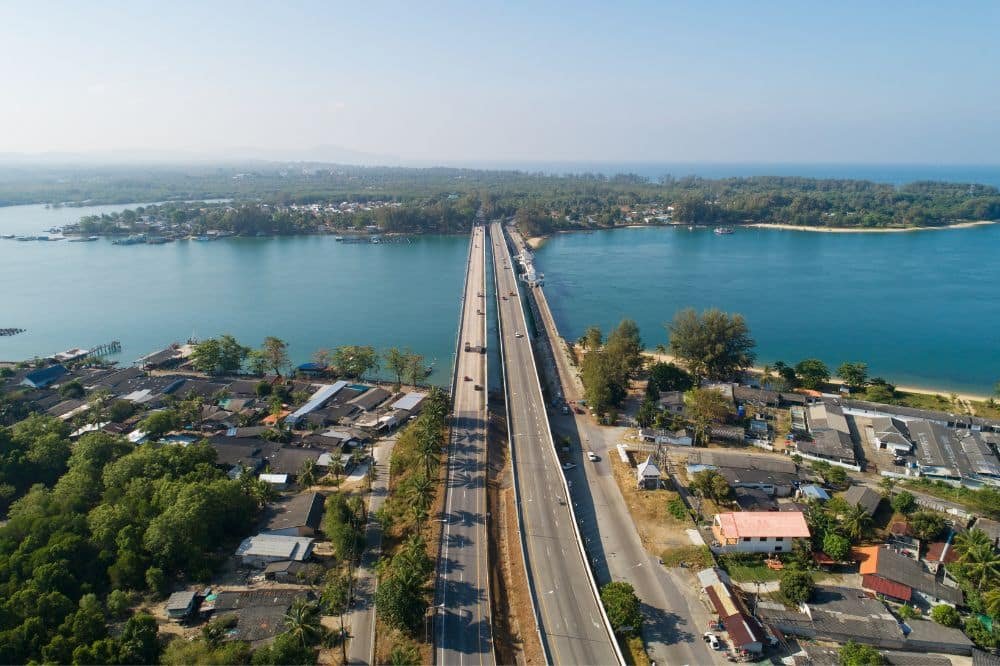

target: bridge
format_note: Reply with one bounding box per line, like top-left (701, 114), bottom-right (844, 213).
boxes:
top-left (490, 221), bottom-right (622, 665)
top-left (434, 224), bottom-right (495, 664)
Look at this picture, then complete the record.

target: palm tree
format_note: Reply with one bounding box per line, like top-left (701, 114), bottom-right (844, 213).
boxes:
top-left (407, 474), bottom-right (435, 523)
top-left (298, 459), bottom-right (317, 488)
top-left (954, 529), bottom-right (1000, 590)
top-left (841, 503), bottom-right (873, 542)
top-left (879, 476), bottom-right (896, 497)
top-left (984, 587), bottom-right (1000, 619)
top-left (284, 598), bottom-right (324, 648)
top-left (328, 459), bottom-right (345, 482)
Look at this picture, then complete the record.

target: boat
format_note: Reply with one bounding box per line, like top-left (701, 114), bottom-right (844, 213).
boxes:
top-left (714, 226), bottom-right (734, 235)
top-left (334, 236), bottom-right (344, 241)
top-left (145, 236), bottom-right (170, 244)
top-left (1, 234), bottom-right (14, 239)
top-left (68, 236), bottom-right (99, 242)
top-left (688, 225), bottom-right (694, 231)
top-left (112, 234), bottom-right (147, 245)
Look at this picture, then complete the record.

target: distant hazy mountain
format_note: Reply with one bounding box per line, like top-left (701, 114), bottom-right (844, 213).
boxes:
top-left (0, 144), bottom-right (400, 167)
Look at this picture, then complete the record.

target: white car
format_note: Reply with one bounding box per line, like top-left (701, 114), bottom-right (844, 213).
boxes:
top-left (586, 451), bottom-right (599, 462)
top-left (514, 331), bottom-right (524, 338)
top-left (703, 632), bottom-right (721, 650)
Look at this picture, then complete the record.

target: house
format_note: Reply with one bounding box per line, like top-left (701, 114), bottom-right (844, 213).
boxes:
top-left (855, 545), bottom-right (963, 606)
top-left (639, 427), bottom-right (692, 446)
top-left (263, 492), bottom-right (325, 537)
top-left (285, 381), bottom-right (348, 427)
top-left (135, 346), bottom-right (186, 370)
top-left (797, 484), bottom-right (830, 502)
top-left (711, 511), bottom-right (810, 553)
top-left (657, 390), bottom-right (685, 414)
top-left (734, 385), bottom-right (780, 408)
top-left (391, 392), bottom-right (426, 414)
top-left (843, 485), bottom-right (882, 516)
top-left (799, 401), bottom-right (857, 466)
top-left (263, 446), bottom-right (325, 479)
top-left (263, 560), bottom-right (308, 582)
top-left (165, 590), bottom-right (198, 621)
top-left (212, 589), bottom-right (311, 644)
top-left (21, 364), bottom-right (68, 389)
top-left (636, 456), bottom-right (661, 489)
top-left (688, 450), bottom-right (800, 497)
top-left (973, 518), bottom-right (1000, 548)
top-left (709, 424), bottom-right (746, 443)
top-left (258, 473), bottom-right (289, 490)
top-left (757, 584), bottom-right (973, 656)
top-left (870, 417), bottom-right (913, 454)
top-left (236, 534), bottom-right (315, 568)
top-left (697, 568), bottom-right (766, 655)
top-left (734, 487), bottom-right (778, 512)
top-left (923, 538), bottom-right (959, 574)
top-left (348, 387), bottom-right (391, 412)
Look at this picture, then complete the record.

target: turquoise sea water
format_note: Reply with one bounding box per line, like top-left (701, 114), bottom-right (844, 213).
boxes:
top-left (0, 204), bottom-right (466, 384)
top-left (534, 225), bottom-right (1000, 394)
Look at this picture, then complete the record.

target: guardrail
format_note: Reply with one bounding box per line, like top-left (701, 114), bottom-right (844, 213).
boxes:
top-left (496, 223), bottom-right (625, 666)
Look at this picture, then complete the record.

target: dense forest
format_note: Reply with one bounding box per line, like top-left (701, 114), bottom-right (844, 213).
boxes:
top-left (4, 163), bottom-right (1000, 233)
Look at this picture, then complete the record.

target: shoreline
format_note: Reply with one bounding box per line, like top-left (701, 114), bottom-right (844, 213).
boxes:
top-left (746, 219), bottom-right (998, 234)
top-left (635, 349), bottom-right (992, 403)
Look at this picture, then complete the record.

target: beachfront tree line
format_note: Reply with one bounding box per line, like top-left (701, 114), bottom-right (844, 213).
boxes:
top-left (189, 335), bottom-right (432, 387)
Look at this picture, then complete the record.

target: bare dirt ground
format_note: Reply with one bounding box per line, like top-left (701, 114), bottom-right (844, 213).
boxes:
top-left (609, 449), bottom-right (691, 552)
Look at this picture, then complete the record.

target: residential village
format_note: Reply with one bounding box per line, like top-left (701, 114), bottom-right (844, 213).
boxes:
top-left (608, 377), bottom-right (1000, 664)
top-left (0, 342), bottom-right (432, 660)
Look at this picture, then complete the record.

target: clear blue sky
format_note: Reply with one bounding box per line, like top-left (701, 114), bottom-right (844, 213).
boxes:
top-left (1, 1), bottom-right (998, 163)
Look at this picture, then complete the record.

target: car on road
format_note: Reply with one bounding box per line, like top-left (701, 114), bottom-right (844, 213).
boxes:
top-left (561, 404), bottom-right (570, 415)
top-left (703, 632), bottom-right (721, 650)
top-left (561, 462), bottom-right (577, 471)
top-left (586, 451), bottom-right (599, 462)
top-left (515, 331), bottom-right (523, 338)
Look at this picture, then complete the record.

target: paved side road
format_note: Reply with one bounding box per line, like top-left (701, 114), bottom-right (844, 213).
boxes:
top-left (509, 226), bottom-right (719, 666)
top-left (346, 436), bottom-right (396, 665)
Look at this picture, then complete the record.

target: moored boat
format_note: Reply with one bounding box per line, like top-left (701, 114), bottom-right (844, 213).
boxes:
top-left (714, 226), bottom-right (734, 235)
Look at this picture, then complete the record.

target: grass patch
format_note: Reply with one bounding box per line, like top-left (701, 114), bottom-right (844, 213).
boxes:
top-left (891, 391), bottom-right (956, 412)
top-left (667, 496), bottom-right (688, 521)
top-left (718, 555), bottom-right (783, 582)
top-left (620, 635), bottom-right (651, 666)
top-left (660, 545), bottom-right (714, 569)
top-left (902, 478), bottom-right (1000, 519)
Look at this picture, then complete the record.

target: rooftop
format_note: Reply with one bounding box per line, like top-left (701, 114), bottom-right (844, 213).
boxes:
top-left (715, 511), bottom-right (810, 539)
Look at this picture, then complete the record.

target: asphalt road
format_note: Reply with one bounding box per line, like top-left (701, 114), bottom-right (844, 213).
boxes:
top-left (346, 436), bottom-right (396, 665)
top-left (508, 227), bottom-right (719, 666)
top-left (491, 222), bottom-right (620, 666)
top-left (434, 225), bottom-right (494, 666)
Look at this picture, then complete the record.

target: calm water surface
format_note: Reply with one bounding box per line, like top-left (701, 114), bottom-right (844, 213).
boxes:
top-left (0, 204), bottom-right (466, 384)
top-left (535, 226), bottom-right (1000, 394)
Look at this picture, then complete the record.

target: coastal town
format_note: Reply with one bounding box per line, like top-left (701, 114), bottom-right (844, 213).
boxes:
top-left (2, 220), bottom-right (1000, 666)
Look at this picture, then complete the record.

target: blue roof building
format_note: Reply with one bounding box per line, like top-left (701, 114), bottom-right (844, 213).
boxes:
top-left (21, 364), bottom-right (68, 389)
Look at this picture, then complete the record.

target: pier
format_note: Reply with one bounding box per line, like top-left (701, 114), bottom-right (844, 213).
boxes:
top-left (0, 328), bottom-right (26, 337)
top-left (88, 340), bottom-right (121, 357)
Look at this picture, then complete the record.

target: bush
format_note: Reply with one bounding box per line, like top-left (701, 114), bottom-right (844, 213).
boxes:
top-left (930, 604), bottom-right (960, 628)
top-left (897, 604), bottom-right (918, 620)
top-left (891, 491), bottom-right (916, 514)
top-left (780, 569), bottom-right (814, 604)
top-left (600, 581), bottom-right (643, 637)
top-left (822, 533), bottom-right (851, 561)
top-left (838, 640), bottom-right (884, 665)
top-left (667, 497), bottom-right (688, 521)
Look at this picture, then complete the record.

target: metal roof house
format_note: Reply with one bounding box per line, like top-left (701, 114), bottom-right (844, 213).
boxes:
top-left (391, 392), bottom-right (427, 413)
top-left (165, 590), bottom-right (198, 620)
top-left (285, 381), bottom-right (348, 427)
top-left (236, 534), bottom-right (315, 568)
top-left (636, 455), bottom-right (661, 489)
top-left (21, 364), bottom-right (68, 389)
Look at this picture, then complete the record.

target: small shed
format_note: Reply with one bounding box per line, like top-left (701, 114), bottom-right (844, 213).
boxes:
top-left (165, 590), bottom-right (197, 621)
top-left (636, 456), bottom-right (661, 490)
top-left (259, 473), bottom-right (289, 490)
top-left (798, 484), bottom-right (831, 502)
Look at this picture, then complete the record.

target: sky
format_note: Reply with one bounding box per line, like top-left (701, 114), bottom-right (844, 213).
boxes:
top-left (1, 1), bottom-right (999, 165)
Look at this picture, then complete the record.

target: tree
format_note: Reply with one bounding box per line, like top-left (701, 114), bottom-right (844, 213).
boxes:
top-left (606, 319), bottom-right (644, 375)
top-left (600, 581), bottom-right (643, 636)
top-left (689, 469), bottom-right (731, 502)
top-left (384, 347), bottom-right (408, 387)
top-left (667, 308), bottom-right (755, 380)
top-left (298, 459), bottom-right (317, 488)
top-left (891, 491), bottom-right (916, 515)
top-left (684, 388), bottom-right (731, 445)
top-left (865, 382), bottom-right (896, 404)
top-left (780, 569), bottom-right (814, 605)
top-left (251, 631), bottom-right (316, 665)
top-left (837, 362), bottom-right (869, 391)
top-left (838, 640), bottom-right (884, 666)
top-left (953, 529), bottom-right (1000, 591)
top-left (930, 604), bottom-right (960, 628)
top-left (59, 380), bottom-right (85, 399)
top-left (795, 358), bottom-right (831, 390)
top-left (636, 398), bottom-right (658, 428)
top-left (909, 511), bottom-right (946, 541)
top-left (117, 613), bottom-right (161, 665)
top-left (402, 351), bottom-right (430, 387)
top-left (375, 573), bottom-right (425, 633)
top-left (388, 642), bottom-right (420, 666)
top-left (139, 410), bottom-right (180, 439)
top-left (261, 337), bottom-right (290, 377)
top-left (841, 503), bottom-right (874, 542)
top-left (332, 345), bottom-right (379, 380)
top-left (191, 335), bottom-right (250, 374)
top-left (284, 598), bottom-right (324, 648)
top-left (823, 532), bottom-right (851, 561)
top-left (647, 361), bottom-right (694, 392)
top-left (581, 325), bottom-right (604, 350)
top-left (247, 349), bottom-right (270, 376)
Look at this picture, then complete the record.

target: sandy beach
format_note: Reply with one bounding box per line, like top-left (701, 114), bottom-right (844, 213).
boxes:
top-left (632, 348), bottom-right (992, 402)
top-left (747, 219), bottom-right (997, 234)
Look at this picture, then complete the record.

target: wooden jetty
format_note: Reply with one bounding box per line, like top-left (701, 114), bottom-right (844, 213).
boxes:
top-left (88, 340), bottom-right (121, 357)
